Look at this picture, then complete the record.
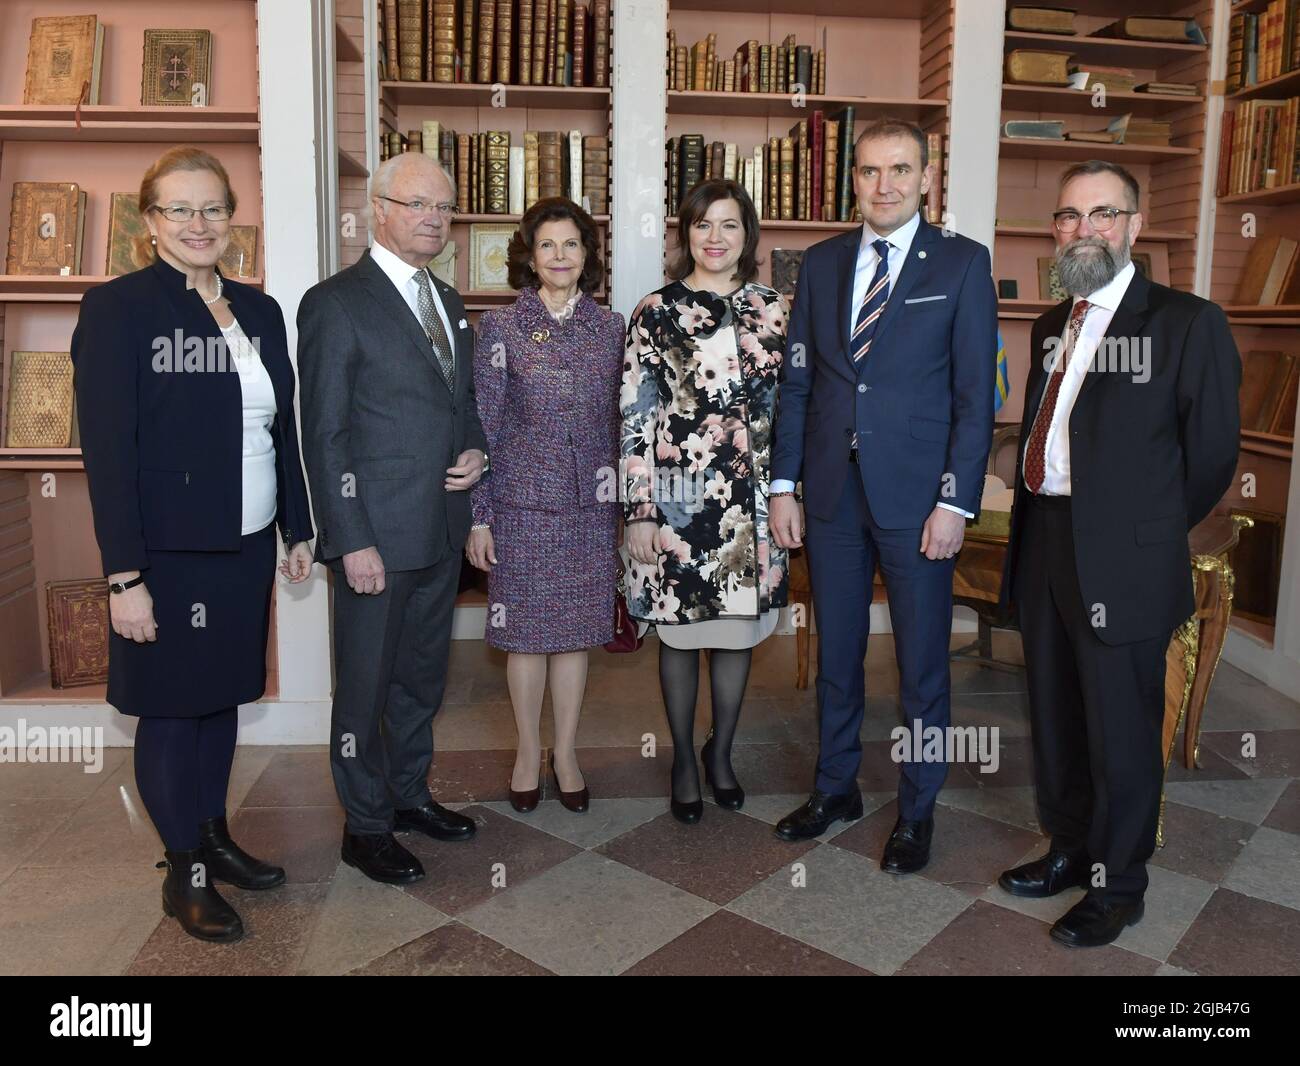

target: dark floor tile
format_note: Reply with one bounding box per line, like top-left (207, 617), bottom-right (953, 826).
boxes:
top-left (624, 909), bottom-right (872, 975)
top-left (828, 798), bottom-right (900, 863)
top-left (570, 745), bottom-right (673, 799)
top-left (240, 750), bottom-right (337, 808)
top-left (349, 920), bottom-right (552, 975)
top-left (596, 809), bottom-right (817, 905)
top-left (425, 749), bottom-right (519, 803)
top-left (398, 804), bottom-right (579, 915)
top-left (125, 883), bottom-right (328, 976)
top-left (1195, 730), bottom-right (1300, 780)
top-left (898, 900), bottom-right (1159, 976)
top-left (227, 806), bottom-right (345, 885)
top-left (948, 734), bottom-right (1037, 789)
top-left (1262, 779), bottom-right (1300, 837)
top-left (1149, 802), bottom-right (1255, 883)
top-left (1169, 888), bottom-right (1300, 976)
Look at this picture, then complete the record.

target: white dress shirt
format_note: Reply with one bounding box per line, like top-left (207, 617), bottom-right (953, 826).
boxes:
top-left (1024, 260), bottom-right (1136, 495)
top-left (220, 317), bottom-right (278, 536)
top-left (369, 239), bottom-right (455, 345)
top-left (773, 211), bottom-right (969, 518)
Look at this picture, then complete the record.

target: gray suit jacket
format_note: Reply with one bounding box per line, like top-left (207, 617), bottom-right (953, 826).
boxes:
top-left (297, 248), bottom-right (488, 572)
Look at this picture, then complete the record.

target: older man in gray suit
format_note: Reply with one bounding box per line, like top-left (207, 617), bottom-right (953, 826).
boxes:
top-left (298, 153), bottom-right (488, 884)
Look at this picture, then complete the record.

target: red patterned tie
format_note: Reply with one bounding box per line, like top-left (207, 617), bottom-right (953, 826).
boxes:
top-left (1023, 299), bottom-right (1091, 495)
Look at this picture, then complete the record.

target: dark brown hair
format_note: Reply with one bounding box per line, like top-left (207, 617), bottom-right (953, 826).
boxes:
top-left (136, 145), bottom-right (238, 265)
top-left (853, 117), bottom-right (928, 170)
top-left (668, 179), bottom-right (761, 285)
top-left (1058, 159), bottom-right (1141, 211)
top-left (507, 196), bottom-right (604, 292)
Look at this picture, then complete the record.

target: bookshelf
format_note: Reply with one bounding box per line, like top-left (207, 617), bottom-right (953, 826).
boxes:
top-left (0, 0), bottom-right (278, 705)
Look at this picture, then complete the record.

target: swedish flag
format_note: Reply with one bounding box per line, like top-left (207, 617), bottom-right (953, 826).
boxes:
top-left (994, 329), bottom-right (1010, 413)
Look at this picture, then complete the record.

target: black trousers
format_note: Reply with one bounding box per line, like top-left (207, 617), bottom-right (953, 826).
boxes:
top-left (1015, 493), bottom-right (1170, 902)
top-left (329, 546), bottom-right (461, 834)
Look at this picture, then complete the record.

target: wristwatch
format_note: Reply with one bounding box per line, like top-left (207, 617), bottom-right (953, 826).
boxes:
top-left (108, 575), bottom-right (145, 595)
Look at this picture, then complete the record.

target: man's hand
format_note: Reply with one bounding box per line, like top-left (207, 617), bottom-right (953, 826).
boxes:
top-left (920, 506), bottom-right (965, 561)
top-left (108, 573), bottom-right (157, 643)
top-left (466, 527), bottom-right (497, 571)
top-left (445, 449), bottom-right (486, 492)
top-left (770, 495), bottom-right (804, 549)
top-left (343, 546), bottom-right (386, 595)
top-left (625, 521), bottom-right (660, 566)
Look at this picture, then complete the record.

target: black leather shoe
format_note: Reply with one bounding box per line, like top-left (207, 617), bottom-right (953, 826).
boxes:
top-left (341, 831), bottom-right (425, 884)
top-left (881, 816), bottom-right (934, 873)
top-left (1050, 894), bottom-right (1144, 948)
top-left (394, 801), bottom-right (476, 841)
top-left (701, 732), bottom-right (744, 810)
top-left (999, 850), bottom-right (1090, 898)
top-left (199, 815), bottom-right (286, 890)
top-left (775, 790), bottom-right (864, 841)
top-left (160, 848), bottom-right (244, 943)
top-left (671, 797), bottom-right (704, 824)
top-left (550, 754), bottom-right (589, 813)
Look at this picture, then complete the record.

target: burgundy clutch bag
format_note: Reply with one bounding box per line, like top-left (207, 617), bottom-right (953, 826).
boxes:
top-left (605, 592), bottom-right (643, 653)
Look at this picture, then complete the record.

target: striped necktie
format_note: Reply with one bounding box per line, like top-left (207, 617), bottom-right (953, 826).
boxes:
top-left (849, 238), bottom-right (891, 452)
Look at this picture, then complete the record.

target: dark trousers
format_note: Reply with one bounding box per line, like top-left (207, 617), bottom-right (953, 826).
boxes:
top-left (805, 470), bottom-right (957, 817)
top-left (329, 549), bottom-right (461, 834)
top-left (1015, 493), bottom-right (1169, 902)
top-left (133, 706), bottom-right (238, 850)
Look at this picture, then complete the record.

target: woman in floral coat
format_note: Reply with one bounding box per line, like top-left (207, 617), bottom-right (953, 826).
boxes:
top-left (621, 178), bottom-right (789, 824)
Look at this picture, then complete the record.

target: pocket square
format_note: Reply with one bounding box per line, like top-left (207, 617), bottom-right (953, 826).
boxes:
top-left (458, 318), bottom-right (468, 329)
top-left (904, 294), bottom-right (947, 304)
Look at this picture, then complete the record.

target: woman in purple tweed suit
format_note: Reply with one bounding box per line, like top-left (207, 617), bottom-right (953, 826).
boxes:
top-left (466, 197), bottom-right (624, 816)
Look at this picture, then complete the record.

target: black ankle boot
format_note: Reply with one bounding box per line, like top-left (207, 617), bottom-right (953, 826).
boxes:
top-left (199, 815), bottom-right (286, 889)
top-left (160, 848), bottom-right (244, 943)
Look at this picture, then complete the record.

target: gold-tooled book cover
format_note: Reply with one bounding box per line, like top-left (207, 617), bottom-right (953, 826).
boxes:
top-left (46, 579), bottom-right (110, 688)
top-left (6, 182), bottom-right (86, 275)
top-left (106, 192), bottom-right (152, 276)
top-left (141, 29), bottom-right (213, 106)
top-left (218, 226), bottom-right (258, 279)
top-left (4, 351), bottom-right (75, 449)
top-left (24, 15), bottom-right (103, 105)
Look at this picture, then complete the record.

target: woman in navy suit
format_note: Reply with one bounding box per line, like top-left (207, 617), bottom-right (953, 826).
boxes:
top-left (71, 147), bottom-right (314, 943)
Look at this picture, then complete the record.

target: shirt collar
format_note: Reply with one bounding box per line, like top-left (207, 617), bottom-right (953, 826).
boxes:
top-left (369, 239), bottom-right (430, 292)
top-left (860, 211), bottom-right (921, 259)
top-left (1076, 260), bottom-right (1135, 313)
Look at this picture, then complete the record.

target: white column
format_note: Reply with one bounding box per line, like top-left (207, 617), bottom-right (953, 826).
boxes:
top-left (945, 0), bottom-right (1004, 251)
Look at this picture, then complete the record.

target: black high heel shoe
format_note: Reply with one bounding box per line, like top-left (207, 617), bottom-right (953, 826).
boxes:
top-left (701, 731), bottom-right (744, 810)
top-left (670, 751), bottom-right (704, 824)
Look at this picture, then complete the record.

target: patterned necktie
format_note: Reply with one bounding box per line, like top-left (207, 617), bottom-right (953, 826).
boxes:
top-left (413, 268), bottom-right (456, 387)
top-left (1023, 299), bottom-right (1091, 494)
top-left (849, 238), bottom-right (892, 451)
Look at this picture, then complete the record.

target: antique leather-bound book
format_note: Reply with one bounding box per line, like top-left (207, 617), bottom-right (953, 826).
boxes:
top-left (523, 130), bottom-right (540, 210)
top-left (832, 106), bottom-right (856, 223)
top-left (6, 182), bottom-right (86, 275)
top-left (1091, 17), bottom-right (1195, 43)
top-left (486, 131), bottom-right (510, 214)
top-left (544, 0), bottom-right (558, 87)
top-left (592, 0), bottom-right (610, 88)
top-left (535, 131), bottom-right (562, 200)
top-left (24, 15), bottom-right (104, 104)
top-left (553, 0), bottom-right (571, 86)
top-left (218, 226), bottom-right (258, 279)
top-left (1006, 6), bottom-right (1077, 34)
top-left (926, 133), bottom-right (944, 224)
top-left (141, 29), bottom-right (212, 106)
top-left (384, 0), bottom-right (401, 80)
top-left (582, 135), bottom-right (608, 215)
top-left (779, 136), bottom-right (795, 221)
top-left (397, 0), bottom-right (423, 81)
top-left (574, 4), bottom-right (588, 86)
top-left (5, 350), bottom-right (75, 449)
top-left (474, 0), bottom-right (493, 82)
top-left (532, 0), bottom-right (549, 84)
top-left (46, 579), bottom-right (111, 689)
top-left (495, 0), bottom-right (513, 84)
top-left (456, 133), bottom-right (471, 212)
top-left (822, 120), bottom-right (839, 222)
top-left (1005, 50), bottom-right (1073, 85)
top-left (105, 192), bottom-right (151, 276)
top-left (432, 0), bottom-right (456, 83)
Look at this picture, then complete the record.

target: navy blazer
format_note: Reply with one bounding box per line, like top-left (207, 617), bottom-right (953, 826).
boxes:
top-left (772, 218), bottom-right (998, 527)
top-left (71, 257), bottom-right (314, 576)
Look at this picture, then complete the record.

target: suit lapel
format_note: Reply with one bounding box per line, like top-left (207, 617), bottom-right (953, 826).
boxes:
top-left (836, 231), bottom-right (860, 374)
top-left (431, 273), bottom-right (471, 395)
top-left (357, 250), bottom-right (452, 390)
top-left (862, 218), bottom-right (933, 362)
top-left (1023, 299), bottom-right (1072, 432)
top-left (1073, 268), bottom-right (1150, 408)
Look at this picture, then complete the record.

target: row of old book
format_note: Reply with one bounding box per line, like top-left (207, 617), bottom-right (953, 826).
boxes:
top-left (1239, 349), bottom-right (1299, 438)
top-left (382, 125), bottom-right (610, 216)
top-left (666, 119), bottom-right (944, 227)
top-left (1002, 113), bottom-right (1173, 146)
top-left (1235, 235), bottom-right (1300, 308)
top-left (380, 0), bottom-right (611, 87)
top-left (1227, 1), bottom-right (1300, 94)
top-left (1005, 7), bottom-right (1207, 45)
top-left (1004, 50), bottom-right (1197, 96)
top-left (667, 32), bottom-right (827, 96)
top-left (5, 182), bottom-right (258, 279)
top-left (1217, 96), bottom-right (1300, 196)
top-left (22, 14), bottom-right (214, 107)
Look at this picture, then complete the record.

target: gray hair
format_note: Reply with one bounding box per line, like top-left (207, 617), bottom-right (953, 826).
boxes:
top-left (365, 153), bottom-right (458, 228)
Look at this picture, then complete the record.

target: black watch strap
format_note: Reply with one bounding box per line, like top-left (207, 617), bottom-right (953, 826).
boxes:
top-left (108, 575), bottom-right (145, 595)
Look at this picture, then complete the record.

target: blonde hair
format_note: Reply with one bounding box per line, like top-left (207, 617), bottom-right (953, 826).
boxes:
top-left (133, 145), bottom-right (238, 266)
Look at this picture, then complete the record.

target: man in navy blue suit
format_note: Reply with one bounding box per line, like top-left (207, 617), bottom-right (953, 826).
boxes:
top-left (770, 117), bottom-right (997, 871)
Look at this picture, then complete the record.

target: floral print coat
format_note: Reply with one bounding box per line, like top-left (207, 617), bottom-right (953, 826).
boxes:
top-left (620, 280), bottom-right (790, 625)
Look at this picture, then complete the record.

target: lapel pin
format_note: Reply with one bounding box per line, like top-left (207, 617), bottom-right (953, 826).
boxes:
top-left (458, 318), bottom-right (468, 329)
top-left (917, 250), bottom-right (927, 259)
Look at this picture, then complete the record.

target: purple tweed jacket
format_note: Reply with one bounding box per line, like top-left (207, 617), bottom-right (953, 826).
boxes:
top-left (471, 286), bottom-right (624, 526)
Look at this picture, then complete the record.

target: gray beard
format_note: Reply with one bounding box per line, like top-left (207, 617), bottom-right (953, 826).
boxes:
top-left (1055, 233), bottom-right (1131, 296)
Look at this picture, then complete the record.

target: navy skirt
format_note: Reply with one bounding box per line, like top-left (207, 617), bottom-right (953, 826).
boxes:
top-left (107, 523), bottom-right (277, 718)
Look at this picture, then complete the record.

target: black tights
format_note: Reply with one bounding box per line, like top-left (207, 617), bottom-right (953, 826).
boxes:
top-left (658, 643), bottom-right (753, 803)
top-left (133, 707), bottom-right (238, 851)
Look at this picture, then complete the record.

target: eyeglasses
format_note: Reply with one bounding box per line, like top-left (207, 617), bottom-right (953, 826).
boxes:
top-left (1052, 207), bottom-right (1135, 233)
top-left (380, 196), bottom-right (459, 218)
top-left (151, 205), bottom-right (233, 222)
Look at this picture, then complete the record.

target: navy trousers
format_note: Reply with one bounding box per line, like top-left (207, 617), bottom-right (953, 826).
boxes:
top-left (805, 470), bottom-right (957, 818)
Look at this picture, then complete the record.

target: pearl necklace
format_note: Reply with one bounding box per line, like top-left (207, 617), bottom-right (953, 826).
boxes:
top-left (201, 274), bottom-right (224, 306)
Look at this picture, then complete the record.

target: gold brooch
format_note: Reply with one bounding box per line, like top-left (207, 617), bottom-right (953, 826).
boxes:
top-left (532, 328), bottom-right (551, 343)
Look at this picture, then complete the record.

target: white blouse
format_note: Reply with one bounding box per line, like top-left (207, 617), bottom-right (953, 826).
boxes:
top-left (220, 317), bottom-right (278, 535)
